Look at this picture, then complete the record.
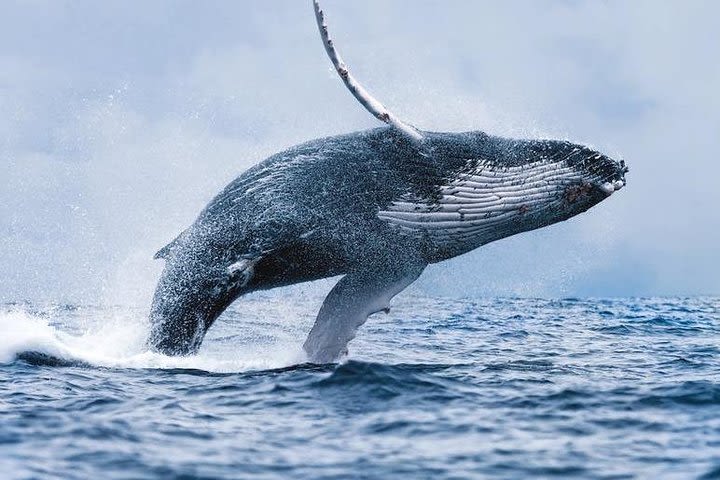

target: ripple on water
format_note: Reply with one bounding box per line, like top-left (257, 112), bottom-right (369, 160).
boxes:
top-left (1, 296), bottom-right (719, 479)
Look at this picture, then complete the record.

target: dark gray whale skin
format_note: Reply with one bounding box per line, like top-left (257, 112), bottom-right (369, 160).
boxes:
top-left (149, 127), bottom-right (627, 358)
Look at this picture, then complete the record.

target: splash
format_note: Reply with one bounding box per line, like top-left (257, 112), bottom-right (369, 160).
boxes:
top-left (0, 306), bottom-right (306, 373)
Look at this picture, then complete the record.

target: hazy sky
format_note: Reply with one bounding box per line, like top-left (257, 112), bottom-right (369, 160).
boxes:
top-left (1, 0), bottom-right (718, 304)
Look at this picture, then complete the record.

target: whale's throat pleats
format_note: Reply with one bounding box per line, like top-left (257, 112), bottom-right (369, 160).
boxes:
top-left (378, 160), bottom-right (583, 258)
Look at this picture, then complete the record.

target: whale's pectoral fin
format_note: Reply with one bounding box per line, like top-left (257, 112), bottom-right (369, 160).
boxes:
top-left (302, 261), bottom-right (426, 364)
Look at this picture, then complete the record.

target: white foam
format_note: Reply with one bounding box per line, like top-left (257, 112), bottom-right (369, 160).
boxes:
top-left (0, 307), bottom-right (306, 373)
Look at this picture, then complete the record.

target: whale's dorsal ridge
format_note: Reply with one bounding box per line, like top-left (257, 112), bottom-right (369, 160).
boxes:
top-left (154, 230), bottom-right (187, 260)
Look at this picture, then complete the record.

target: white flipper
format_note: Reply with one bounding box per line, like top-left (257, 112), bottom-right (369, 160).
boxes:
top-left (303, 262), bottom-right (425, 363)
top-left (312, 0), bottom-right (423, 143)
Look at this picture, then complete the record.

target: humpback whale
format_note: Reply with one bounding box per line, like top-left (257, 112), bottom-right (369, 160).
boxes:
top-left (149, 1), bottom-right (628, 363)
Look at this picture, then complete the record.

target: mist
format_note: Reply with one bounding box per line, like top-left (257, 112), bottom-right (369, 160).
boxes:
top-left (1, 0), bottom-right (718, 305)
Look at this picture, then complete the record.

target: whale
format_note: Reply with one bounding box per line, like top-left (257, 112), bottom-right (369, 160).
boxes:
top-left (148, 1), bottom-right (628, 362)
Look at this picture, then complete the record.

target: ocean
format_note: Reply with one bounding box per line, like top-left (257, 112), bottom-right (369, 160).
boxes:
top-left (1, 295), bottom-right (719, 479)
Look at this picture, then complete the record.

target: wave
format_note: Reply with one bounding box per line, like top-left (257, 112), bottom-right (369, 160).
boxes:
top-left (314, 360), bottom-right (465, 403)
top-left (0, 307), bottom-right (305, 373)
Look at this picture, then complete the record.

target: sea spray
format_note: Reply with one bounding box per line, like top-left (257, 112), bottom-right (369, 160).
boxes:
top-left (0, 303), bottom-right (305, 372)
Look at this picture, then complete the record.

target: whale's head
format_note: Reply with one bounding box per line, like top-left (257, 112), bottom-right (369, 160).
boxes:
top-left (379, 133), bottom-right (628, 259)
top-left (517, 138), bottom-right (629, 224)
top-left (474, 137), bottom-right (629, 241)
top-left (469, 136), bottom-right (628, 249)
top-left (465, 137), bottom-right (629, 243)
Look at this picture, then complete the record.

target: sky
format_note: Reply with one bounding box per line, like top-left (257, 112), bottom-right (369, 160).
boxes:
top-left (1, 0), bottom-right (718, 304)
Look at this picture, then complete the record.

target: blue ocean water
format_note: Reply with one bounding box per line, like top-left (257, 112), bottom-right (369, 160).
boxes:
top-left (1, 295), bottom-right (719, 479)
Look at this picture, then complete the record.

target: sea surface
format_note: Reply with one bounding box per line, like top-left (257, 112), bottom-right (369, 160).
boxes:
top-left (1, 295), bottom-right (719, 479)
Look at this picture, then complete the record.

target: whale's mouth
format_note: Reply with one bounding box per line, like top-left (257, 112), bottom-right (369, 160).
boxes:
top-left (564, 178), bottom-right (624, 204)
top-left (594, 158), bottom-right (629, 198)
top-left (570, 157), bottom-right (629, 201)
top-left (563, 158), bottom-right (628, 206)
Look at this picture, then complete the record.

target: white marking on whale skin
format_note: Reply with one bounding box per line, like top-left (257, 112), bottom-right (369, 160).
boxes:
top-left (378, 161), bottom-right (588, 252)
top-left (299, 228), bottom-right (317, 239)
top-left (599, 179), bottom-right (624, 195)
top-left (600, 183), bottom-right (615, 195)
top-left (227, 258), bottom-right (259, 288)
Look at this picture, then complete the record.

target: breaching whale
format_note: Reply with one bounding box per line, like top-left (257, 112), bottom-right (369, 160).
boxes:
top-left (149, 1), bottom-right (628, 362)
